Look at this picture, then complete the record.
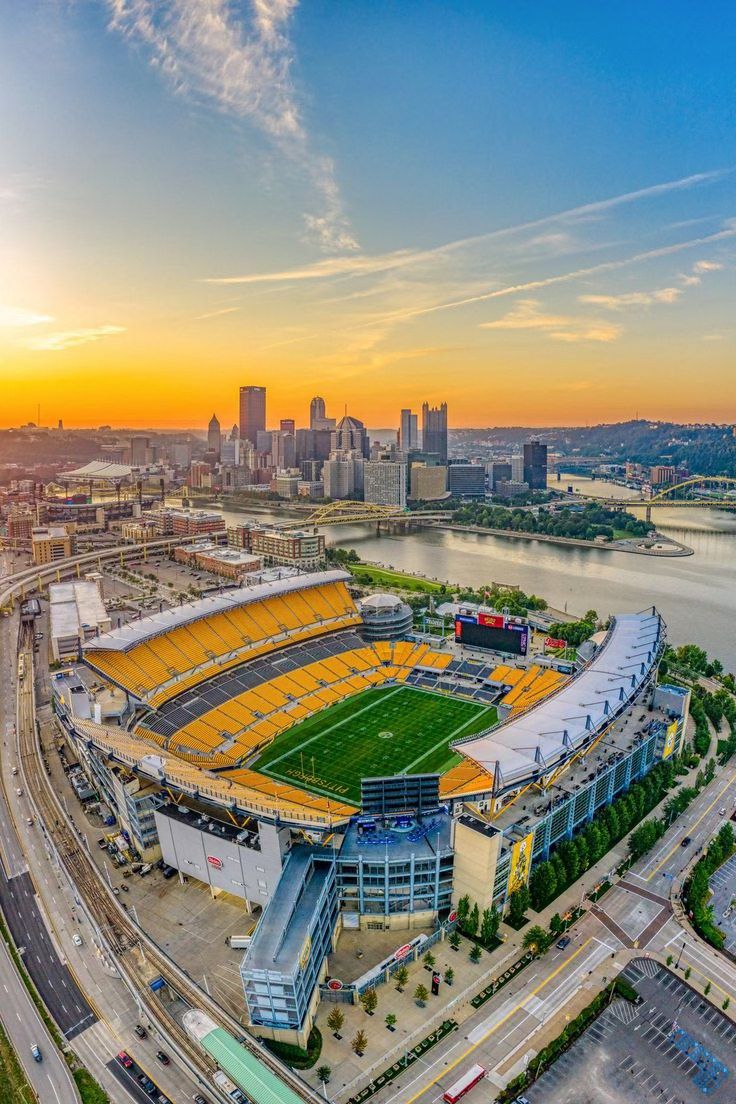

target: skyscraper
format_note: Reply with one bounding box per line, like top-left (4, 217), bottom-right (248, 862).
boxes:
top-left (422, 402), bottom-right (448, 462)
top-left (523, 438), bottom-right (548, 490)
top-left (331, 415), bottom-right (370, 458)
top-left (207, 413), bottom-right (221, 459)
top-left (399, 409), bottom-right (420, 451)
top-left (310, 396), bottom-right (326, 428)
top-left (239, 386), bottom-right (266, 446)
top-left (280, 419), bottom-right (295, 434)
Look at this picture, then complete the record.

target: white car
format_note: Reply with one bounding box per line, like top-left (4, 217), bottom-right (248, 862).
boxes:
top-left (72, 934), bottom-right (83, 947)
top-left (15, 787), bottom-right (22, 797)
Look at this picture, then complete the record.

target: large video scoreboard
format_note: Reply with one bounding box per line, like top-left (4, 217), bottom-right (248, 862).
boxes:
top-left (454, 611), bottom-right (529, 655)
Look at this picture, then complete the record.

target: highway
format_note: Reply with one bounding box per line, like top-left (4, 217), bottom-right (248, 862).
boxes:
top-left (0, 937), bottom-right (81, 1104)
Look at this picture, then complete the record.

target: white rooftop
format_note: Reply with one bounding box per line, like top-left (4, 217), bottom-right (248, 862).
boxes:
top-left (50, 580), bottom-right (110, 641)
top-left (456, 608), bottom-right (663, 791)
top-left (83, 569), bottom-right (352, 653)
top-left (59, 460), bottom-right (134, 481)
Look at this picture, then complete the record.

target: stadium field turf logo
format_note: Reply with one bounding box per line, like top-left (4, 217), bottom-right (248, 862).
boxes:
top-left (378, 730), bottom-right (394, 740)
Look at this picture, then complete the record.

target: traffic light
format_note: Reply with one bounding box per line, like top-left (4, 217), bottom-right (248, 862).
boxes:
top-left (431, 971), bottom-right (440, 996)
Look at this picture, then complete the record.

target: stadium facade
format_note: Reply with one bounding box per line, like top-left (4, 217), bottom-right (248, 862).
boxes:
top-left (50, 570), bottom-right (691, 1047)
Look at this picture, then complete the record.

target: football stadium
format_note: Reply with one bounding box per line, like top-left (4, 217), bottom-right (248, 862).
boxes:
top-left (51, 568), bottom-right (690, 1045)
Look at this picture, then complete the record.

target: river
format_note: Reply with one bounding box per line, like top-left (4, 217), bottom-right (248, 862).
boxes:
top-left (213, 476), bottom-right (736, 668)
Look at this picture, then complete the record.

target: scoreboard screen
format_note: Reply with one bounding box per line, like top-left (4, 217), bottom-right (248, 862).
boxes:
top-left (455, 616), bottom-right (528, 655)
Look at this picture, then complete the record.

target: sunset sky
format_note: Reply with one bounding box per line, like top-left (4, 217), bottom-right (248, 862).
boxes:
top-left (1, 2), bottom-right (735, 430)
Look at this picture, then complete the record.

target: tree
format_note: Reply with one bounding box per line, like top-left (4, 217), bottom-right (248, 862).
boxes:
top-left (480, 906), bottom-right (500, 946)
top-left (351, 1029), bottom-right (368, 1056)
top-left (522, 925), bottom-right (551, 955)
top-left (550, 913), bottom-right (564, 936)
top-left (529, 862), bottom-right (557, 910)
top-left (423, 951), bottom-right (436, 970)
top-left (444, 967), bottom-right (455, 986)
top-left (414, 983), bottom-right (429, 1006)
top-left (326, 1008), bottom-right (344, 1037)
top-left (469, 942), bottom-right (482, 964)
top-left (317, 1066), bottom-right (332, 1085)
top-left (361, 988), bottom-right (378, 1015)
top-left (467, 903), bottom-right (480, 937)
top-left (449, 930), bottom-right (461, 951)
top-left (507, 886), bottom-right (530, 927)
top-left (394, 966), bottom-right (409, 991)
top-left (385, 1013), bottom-right (397, 1031)
top-left (456, 894), bottom-right (471, 930)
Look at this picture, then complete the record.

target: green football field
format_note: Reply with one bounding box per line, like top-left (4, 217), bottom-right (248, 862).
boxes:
top-left (253, 685), bottom-right (497, 804)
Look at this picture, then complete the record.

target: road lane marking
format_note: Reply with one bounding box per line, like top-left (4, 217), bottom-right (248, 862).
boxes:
top-left (645, 773), bottom-right (736, 882)
top-left (400, 938), bottom-right (594, 1104)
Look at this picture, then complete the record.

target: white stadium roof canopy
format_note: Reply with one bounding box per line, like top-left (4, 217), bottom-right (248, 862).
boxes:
top-left (455, 608), bottom-right (664, 793)
top-left (83, 569), bottom-right (352, 653)
top-left (59, 460), bottom-right (134, 481)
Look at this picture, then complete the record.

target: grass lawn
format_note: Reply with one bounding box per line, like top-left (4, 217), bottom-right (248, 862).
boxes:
top-left (0, 1021), bottom-right (35, 1104)
top-left (254, 685), bottom-right (496, 803)
top-left (348, 563), bottom-right (446, 593)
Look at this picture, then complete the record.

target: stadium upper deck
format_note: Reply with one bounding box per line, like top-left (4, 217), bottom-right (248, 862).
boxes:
top-left (455, 608), bottom-right (664, 795)
top-left (83, 571), bottom-right (360, 705)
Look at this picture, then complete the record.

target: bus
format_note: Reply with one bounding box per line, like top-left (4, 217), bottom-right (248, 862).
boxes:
top-left (443, 1064), bottom-right (487, 1104)
top-left (17, 655), bottom-right (25, 682)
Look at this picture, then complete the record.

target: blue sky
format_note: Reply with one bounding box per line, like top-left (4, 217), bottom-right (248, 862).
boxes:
top-left (1, 1), bottom-right (734, 427)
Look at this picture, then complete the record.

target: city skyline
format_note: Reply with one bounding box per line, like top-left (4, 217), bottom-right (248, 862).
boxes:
top-left (1, 3), bottom-right (735, 428)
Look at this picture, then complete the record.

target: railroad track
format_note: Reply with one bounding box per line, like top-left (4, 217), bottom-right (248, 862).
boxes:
top-left (15, 624), bottom-right (320, 1103)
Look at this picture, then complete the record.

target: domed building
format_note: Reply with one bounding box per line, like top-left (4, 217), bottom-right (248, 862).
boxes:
top-left (358, 592), bottom-right (413, 640)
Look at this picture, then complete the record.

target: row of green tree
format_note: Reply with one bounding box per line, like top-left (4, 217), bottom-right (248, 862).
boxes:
top-left (547, 609), bottom-right (600, 646)
top-left (452, 501), bottom-right (651, 542)
top-left (684, 822), bottom-right (736, 950)
top-left (527, 758), bottom-right (680, 911)
top-left (454, 895), bottom-right (501, 945)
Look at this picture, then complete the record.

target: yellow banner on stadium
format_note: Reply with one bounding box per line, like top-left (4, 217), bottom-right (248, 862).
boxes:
top-left (508, 832), bottom-right (534, 895)
top-left (663, 720), bottom-right (679, 759)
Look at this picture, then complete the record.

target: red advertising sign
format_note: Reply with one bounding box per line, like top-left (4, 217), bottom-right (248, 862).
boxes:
top-left (448, 910), bottom-right (458, 924)
top-left (395, 943), bottom-right (412, 961)
top-left (206, 855), bottom-right (223, 869)
top-left (545, 637), bottom-right (567, 650)
top-left (327, 979), bottom-right (343, 991)
top-left (478, 613), bottom-right (504, 628)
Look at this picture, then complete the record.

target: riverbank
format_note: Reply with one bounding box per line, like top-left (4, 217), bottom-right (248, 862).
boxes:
top-left (433, 522), bottom-right (693, 556)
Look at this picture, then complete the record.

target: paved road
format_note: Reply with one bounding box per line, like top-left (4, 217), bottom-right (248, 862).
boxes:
top-left (0, 937), bottom-right (81, 1104)
top-left (362, 761), bottom-right (736, 1104)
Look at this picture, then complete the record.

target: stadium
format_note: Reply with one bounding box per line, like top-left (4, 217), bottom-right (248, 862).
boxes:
top-left (52, 568), bottom-right (689, 1046)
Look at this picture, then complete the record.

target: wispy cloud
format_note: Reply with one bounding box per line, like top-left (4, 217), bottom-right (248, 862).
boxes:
top-left (579, 287), bottom-right (682, 309)
top-left (206, 168), bottom-right (727, 284)
top-left (106, 0), bottom-right (355, 251)
top-left (195, 305), bottom-right (241, 320)
top-left (480, 299), bottom-right (620, 343)
top-left (0, 305), bottom-right (53, 327)
top-left (27, 326), bottom-right (125, 351)
top-left (679, 258), bottom-right (725, 285)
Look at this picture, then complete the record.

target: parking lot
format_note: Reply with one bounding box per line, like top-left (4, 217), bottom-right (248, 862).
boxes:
top-left (708, 852), bottom-right (736, 954)
top-left (525, 959), bottom-right (735, 1104)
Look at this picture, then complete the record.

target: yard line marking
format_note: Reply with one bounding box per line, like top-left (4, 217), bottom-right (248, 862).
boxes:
top-left (258, 685), bottom-right (406, 769)
top-left (402, 706), bottom-right (497, 774)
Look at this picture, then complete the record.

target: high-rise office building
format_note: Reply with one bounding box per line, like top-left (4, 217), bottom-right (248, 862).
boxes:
top-left (422, 402), bottom-right (448, 462)
top-left (364, 460), bottom-right (407, 507)
top-left (130, 435), bottom-right (150, 466)
top-left (310, 396), bottom-right (325, 428)
top-left (280, 419), bottom-right (295, 434)
top-left (207, 414), bottom-right (221, 459)
top-left (271, 431), bottom-right (296, 471)
top-left (239, 386), bottom-right (266, 446)
top-left (511, 452), bottom-right (525, 483)
top-left (523, 439), bottom-right (548, 490)
top-left (331, 415), bottom-right (370, 458)
top-left (399, 409), bottom-right (419, 451)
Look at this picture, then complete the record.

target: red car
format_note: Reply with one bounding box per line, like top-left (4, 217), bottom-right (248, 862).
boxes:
top-left (117, 1051), bottom-right (133, 1069)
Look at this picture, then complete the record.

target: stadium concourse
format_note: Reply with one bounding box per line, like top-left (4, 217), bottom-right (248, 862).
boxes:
top-left (55, 571), bottom-right (686, 1047)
